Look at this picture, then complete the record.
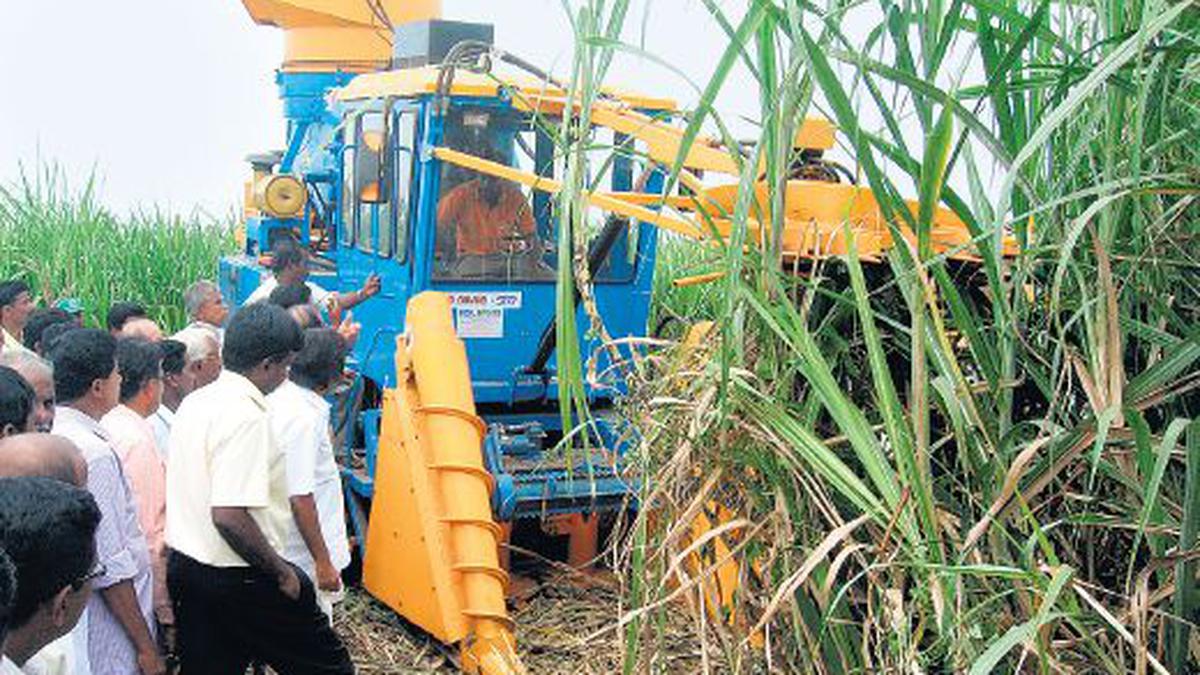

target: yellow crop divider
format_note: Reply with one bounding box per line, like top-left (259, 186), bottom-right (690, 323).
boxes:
top-left (363, 292), bottom-right (523, 674)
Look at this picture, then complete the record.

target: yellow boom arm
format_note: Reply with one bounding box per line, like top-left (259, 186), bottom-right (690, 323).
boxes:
top-left (433, 139), bottom-right (1020, 263)
top-left (439, 91), bottom-right (1018, 261)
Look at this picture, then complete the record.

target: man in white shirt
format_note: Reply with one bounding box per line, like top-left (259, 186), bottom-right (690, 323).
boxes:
top-left (181, 281), bottom-right (228, 345)
top-left (0, 476), bottom-right (101, 675)
top-left (147, 340), bottom-right (193, 460)
top-left (165, 303), bottom-right (352, 673)
top-left (169, 329), bottom-right (221, 390)
top-left (267, 328), bottom-right (351, 619)
top-left (243, 237), bottom-right (380, 316)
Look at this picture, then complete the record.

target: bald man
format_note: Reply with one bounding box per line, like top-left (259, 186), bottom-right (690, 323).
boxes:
top-left (0, 433), bottom-right (92, 675)
top-left (120, 318), bottom-right (163, 343)
top-left (0, 433), bottom-right (85, 486)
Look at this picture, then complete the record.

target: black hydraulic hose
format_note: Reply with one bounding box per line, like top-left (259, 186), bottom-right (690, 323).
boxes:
top-left (527, 216), bottom-right (629, 374)
top-left (434, 40), bottom-right (493, 115)
top-left (494, 50), bottom-right (568, 92)
top-left (826, 160), bottom-right (858, 185)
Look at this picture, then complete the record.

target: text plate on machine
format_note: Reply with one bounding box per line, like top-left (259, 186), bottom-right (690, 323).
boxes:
top-left (449, 292), bottom-right (521, 339)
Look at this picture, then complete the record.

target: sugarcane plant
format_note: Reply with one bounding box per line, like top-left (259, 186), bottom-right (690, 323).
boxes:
top-left (551, 0), bottom-right (1199, 672)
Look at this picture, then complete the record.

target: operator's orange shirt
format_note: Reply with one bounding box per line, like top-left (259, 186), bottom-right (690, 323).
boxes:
top-left (436, 179), bottom-right (535, 256)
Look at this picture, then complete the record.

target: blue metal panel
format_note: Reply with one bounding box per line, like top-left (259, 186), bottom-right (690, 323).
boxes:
top-left (277, 71), bottom-right (356, 125)
top-left (218, 255), bottom-right (266, 307)
top-left (482, 420), bottom-right (637, 520)
top-left (280, 120), bottom-right (312, 174)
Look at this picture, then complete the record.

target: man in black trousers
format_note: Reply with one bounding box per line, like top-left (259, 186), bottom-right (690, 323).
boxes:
top-left (165, 303), bottom-right (354, 674)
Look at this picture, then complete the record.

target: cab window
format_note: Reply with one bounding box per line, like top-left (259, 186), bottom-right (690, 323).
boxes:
top-left (432, 105), bottom-right (639, 283)
top-left (384, 111), bottom-right (418, 261)
top-left (433, 107), bottom-right (554, 282)
top-left (356, 112), bottom-right (386, 253)
top-left (340, 120), bottom-right (356, 247)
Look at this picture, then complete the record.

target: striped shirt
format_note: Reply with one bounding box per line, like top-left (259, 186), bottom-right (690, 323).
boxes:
top-left (53, 406), bottom-right (157, 675)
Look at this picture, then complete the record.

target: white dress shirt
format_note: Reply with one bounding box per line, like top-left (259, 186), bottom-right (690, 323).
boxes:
top-left (148, 405), bottom-right (174, 462)
top-left (166, 371), bottom-right (291, 568)
top-left (266, 380), bottom-right (351, 576)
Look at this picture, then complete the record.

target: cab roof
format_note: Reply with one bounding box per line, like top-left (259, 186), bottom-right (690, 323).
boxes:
top-left (333, 65), bottom-right (678, 111)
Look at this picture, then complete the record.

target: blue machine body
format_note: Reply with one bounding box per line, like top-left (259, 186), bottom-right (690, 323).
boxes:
top-left (220, 68), bottom-right (657, 533)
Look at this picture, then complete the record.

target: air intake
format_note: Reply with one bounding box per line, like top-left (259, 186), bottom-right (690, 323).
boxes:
top-left (392, 20), bottom-right (494, 69)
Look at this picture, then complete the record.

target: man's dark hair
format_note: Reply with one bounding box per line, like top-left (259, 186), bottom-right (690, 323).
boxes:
top-left (105, 302), bottom-right (147, 332)
top-left (223, 303), bottom-right (303, 373)
top-left (0, 280), bottom-right (30, 309)
top-left (0, 477), bottom-right (100, 628)
top-left (0, 546), bottom-right (15, 642)
top-left (48, 329), bottom-right (117, 403)
top-left (39, 323), bottom-right (80, 357)
top-left (269, 237), bottom-right (306, 274)
top-left (115, 338), bottom-right (163, 403)
top-left (268, 282), bottom-right (312, 310)
top-left (160, 339), bottom-right (187, 377)
top-left (291, 329), bottom-right (347, 391)
top-left (23, 308), bottom-right (74, 352)
top-left (0, 366), bottom-right (35, 433)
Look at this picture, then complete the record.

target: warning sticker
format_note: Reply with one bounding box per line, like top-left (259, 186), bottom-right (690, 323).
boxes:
top-left (455, 307), bottom-right (504, 339)
top-left (447, 291), bottom-right (522, 310)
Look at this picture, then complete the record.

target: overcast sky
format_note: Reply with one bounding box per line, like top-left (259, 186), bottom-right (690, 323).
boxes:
top-left (0, 1), bottom-right (784, 217)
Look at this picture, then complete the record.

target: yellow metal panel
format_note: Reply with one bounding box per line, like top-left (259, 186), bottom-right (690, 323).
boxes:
top-left (335, 68), bottom-right (678, 111)
top-left (335, 67), bottom-right (513, 99)
top-left (699, 181), bottom-right (1020, 260)
top-left (598, 87), bottom-right (678, 111)
top-left (588, 106), bottom-right (740, 174)
top-left (405, 293), bottom-right (522, 675)
top-left (243, 0), bottom-right (440, 28)
top-left (363, 360), bottom-right (467, 644)
top-left (336, 67), bottom-right (572, 102)
top-left (283, 27), bottom-right (395, 72)
top-left (794, 118), bottom-right (837, 151)
top-left (242, 0), bottom-right (441, 72)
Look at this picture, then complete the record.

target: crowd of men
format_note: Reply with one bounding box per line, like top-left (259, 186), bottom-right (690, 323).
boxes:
top-left (0, 236), bottom-right (381, 674)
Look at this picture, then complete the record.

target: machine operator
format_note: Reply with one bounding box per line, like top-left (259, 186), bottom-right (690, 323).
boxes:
top-left (434, 145), bottom-right (545, 278)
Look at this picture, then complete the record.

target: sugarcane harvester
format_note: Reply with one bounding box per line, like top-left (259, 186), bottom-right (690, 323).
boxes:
top-left (221, 1), bottom-right (1017, 672)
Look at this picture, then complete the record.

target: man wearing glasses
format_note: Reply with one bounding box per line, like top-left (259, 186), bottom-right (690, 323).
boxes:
top-left (0, 476), bottom-right (102, 673)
